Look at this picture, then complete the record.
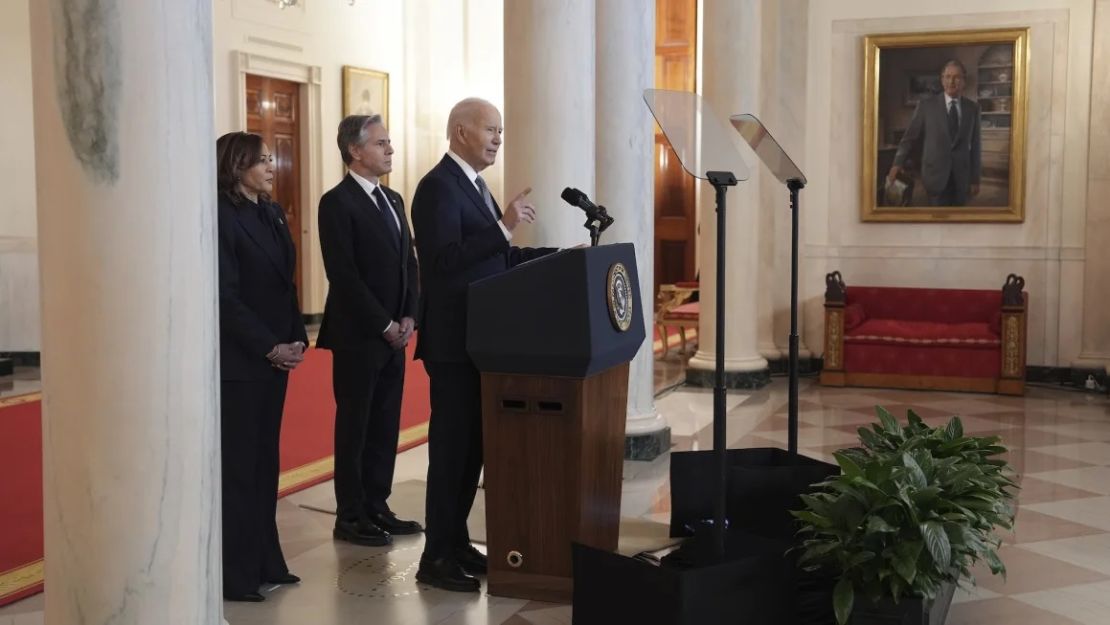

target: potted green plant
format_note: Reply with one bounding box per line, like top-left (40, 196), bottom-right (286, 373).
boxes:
top-left (792, 407), bottom-right (1017, 625)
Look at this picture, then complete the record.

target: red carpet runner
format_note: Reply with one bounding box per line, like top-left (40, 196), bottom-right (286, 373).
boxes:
top-left (0, 342), bottom-right (431, 606)
top-left (0, 326), bottom-right (693, 606)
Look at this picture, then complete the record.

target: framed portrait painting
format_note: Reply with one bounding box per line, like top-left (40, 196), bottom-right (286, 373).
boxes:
top-left (861, 28), bottom-right (1029, 222)
top-left (342, 66), bottom-right (389, 183)
top-left (342, 65), bottom-right (389, 124)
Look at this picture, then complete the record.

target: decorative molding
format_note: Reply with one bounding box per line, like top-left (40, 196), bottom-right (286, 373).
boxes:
top-left (244, 36), bottom-right (304, 53)
top-left (0, 559), bottom-right (43, 604)
top-left (0, 237), bottom-right (37, 253)
top-left (805, 244), bottom-right (1086, 261)
top-left (685, 367), bottom-right (771, 390)
top-left (825, 309), bottom-right (843, 370)
top-left (0, 392), bottom-right (40, 409)
top-left (233, 51), bottom-right (325, 314)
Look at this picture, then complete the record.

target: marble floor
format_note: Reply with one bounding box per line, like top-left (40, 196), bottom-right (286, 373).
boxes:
top-left (4, 358), bottom-right (1110, 624)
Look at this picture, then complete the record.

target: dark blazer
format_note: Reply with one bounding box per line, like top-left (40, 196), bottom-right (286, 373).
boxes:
top-left (217, 192), bottom-right (308, 381)
top-left (317, 174), bottom-right (419, 362)
top-left (411, 155), bottom-right (555, 363)
top-left (893, 93), bottom-right (981, 196)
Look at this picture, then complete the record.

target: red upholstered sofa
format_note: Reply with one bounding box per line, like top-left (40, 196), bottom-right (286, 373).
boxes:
top-left (820, 272), bottom-right (1027, 395)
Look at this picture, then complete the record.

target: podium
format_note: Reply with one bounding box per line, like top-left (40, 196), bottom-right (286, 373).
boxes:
top-left (467, 243), bottom-right (646, 602)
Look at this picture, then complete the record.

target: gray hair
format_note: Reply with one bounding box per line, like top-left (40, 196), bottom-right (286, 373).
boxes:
top-left (446, 98), bottom-right (495, 141)
top-left (337, 114), bottom-right (383, 164)
top-left (941, 59), bottom-right (967, 78)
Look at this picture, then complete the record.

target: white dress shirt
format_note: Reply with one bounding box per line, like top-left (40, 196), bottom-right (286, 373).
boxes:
top-left (944, 93), bottom-right (962, 126)
top-left (348, 170), bottom-right (402, 233)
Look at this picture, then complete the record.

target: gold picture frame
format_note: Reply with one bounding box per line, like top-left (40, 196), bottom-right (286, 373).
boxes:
top-left (342, 66), bottom-right (389, 123)
top-left (342, 66), bottom-right (389, 185)
top-left (861, 28), bottom-right (1029, 222)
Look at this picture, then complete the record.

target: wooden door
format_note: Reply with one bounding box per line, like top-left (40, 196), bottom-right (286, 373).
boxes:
top-left (654, 0), bottom-right (698, 295)
top-left (246, 74), bottom-right (303, 304)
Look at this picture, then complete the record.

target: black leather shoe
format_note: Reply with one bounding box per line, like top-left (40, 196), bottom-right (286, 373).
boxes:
top-left (266, 572), bottom-right (300, 585)
top-left (455, 544), bottom-right (488, 575)
top-left (224, 591), bottom-right (265, 602)
top-left (370, 510), bottom-right (423, 535)
top-left (416, 556), bottom-right (480, 592)
top-left (333, 519), bottom-right (392, 546)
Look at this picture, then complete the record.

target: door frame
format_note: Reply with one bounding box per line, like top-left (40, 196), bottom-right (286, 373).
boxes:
top-left (234, 52), bottom-right (325, 316)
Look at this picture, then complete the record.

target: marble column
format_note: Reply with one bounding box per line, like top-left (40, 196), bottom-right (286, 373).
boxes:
top-left (597, 0), bottom-right (668, 460)
top-left (503, 0), bottom-right (595, 249)
top-left (29, 2), bottom-right (221, 624)
top-left (686, 0), bottom-right (771, 389)
top-left (1077, 0), bottom-right (1110, 372)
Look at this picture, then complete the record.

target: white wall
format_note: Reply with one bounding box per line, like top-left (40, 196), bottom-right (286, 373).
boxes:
top-left (801, 0), bottom-right (1096, 366)
top-left (0, 0), bottom-right (40, 351)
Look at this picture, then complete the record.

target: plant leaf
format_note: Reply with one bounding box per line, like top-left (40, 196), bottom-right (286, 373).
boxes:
top-left (922, 521), bottom-right (952, 570)
top-left (906, 409), bottom-right (925, 429)
top-left (877, 406), bottom-right (902, 436)
top-left (985, 548), bottom-right (1007, 578)
top-left (834, 451), bottom-right (864, 479)
top-left (892, 541), bottom-right (921, 584)
top-left (945, 416), bottom-right (965, 440)
top-left (834, 577), bottom-right (855, 625)
top-left (902, 452), bottom-right (928, 490)
top-left (866, 515), bottom-right (897, 533)
top-left (792, 510), bottom-right (832, 528)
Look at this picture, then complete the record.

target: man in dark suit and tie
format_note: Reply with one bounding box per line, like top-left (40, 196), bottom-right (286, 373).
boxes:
top-left (411, 98), bottom-right (557, 591)
top-left (888, 59), bottom-right (982, 206)
top-left (317, 114), bottom-right (422, 546)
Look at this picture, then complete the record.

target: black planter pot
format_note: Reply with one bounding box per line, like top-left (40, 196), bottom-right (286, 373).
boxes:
top-left (571, 530), bottom-right (793, 625)
top-left (848, 580), bottom-right (957, 625)
top-left (669, 447), bottom-right (840, 540)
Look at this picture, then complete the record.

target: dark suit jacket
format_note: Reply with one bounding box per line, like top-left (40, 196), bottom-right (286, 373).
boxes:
top-left (411, 155), bottom-right (556, 363)
top-left (893, 93), bottom-right (981, 196)
top-left (317, 174), bottom-right (419, 364)
top-left (217, 192), bottom-right (308, 381)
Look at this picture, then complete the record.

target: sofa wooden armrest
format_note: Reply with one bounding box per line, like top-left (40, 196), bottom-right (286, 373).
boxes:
top-left (656, 283), bottom-right (699, 358)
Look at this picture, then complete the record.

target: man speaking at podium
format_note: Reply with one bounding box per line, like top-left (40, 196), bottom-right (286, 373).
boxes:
top-left (411, 98), bottom-right (556, 592)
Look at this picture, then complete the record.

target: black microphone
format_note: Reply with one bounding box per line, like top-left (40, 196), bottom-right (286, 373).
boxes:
top-left (561, 187), bottom-right (614, 231)
top-left (561, 187), bottom-right (599, 212)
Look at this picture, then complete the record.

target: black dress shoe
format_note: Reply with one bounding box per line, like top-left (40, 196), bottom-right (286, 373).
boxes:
top-left (333, 519), bottom-right (392, 547)
top-left (455, 544), bottom-right (488, 575)
top-left (224, 591), bottom-right (265, 602)
top-left (370, 510), bottom-right (423, 535)
top-left (416, 556), bottom-right (480, 592)
top-left (266, 572), bottom-right (301, 585)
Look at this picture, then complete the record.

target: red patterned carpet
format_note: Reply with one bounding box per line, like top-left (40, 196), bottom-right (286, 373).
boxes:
top-left (276, 340), bottom-right (430, 496)
top-left (0, 395), bottom-right (43, 606)
top-left (0, 340), bottom-right (432, 607)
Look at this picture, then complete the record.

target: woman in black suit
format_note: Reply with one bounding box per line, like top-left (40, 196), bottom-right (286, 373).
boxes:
top-left (216, 131), bottom-right (308, 602)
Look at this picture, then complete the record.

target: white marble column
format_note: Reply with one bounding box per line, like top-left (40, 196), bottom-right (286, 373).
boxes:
top-left (1077, 0), bottom-right (1110, 371)
top-left (29, 2), bottom-right (221, 624)
top-left (597, 0), bottom-right (667, 459)
top-left (687, 0), bottom-right (771, 388)
top-left (503, 0), bottom-right (595, 248)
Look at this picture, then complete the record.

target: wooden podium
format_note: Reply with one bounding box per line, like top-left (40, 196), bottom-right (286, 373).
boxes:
top-left (467, 243), bottom-right (646, 602)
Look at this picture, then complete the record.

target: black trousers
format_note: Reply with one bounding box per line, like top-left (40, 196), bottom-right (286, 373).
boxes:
top-left (422, 360), bottom-right (484, 559)
top-left (221, 374), bottom-right (290, 595)
top-left (331, 347), bottom-right (406, 524)
top-left (928, 170), bottom-right (968, 206)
